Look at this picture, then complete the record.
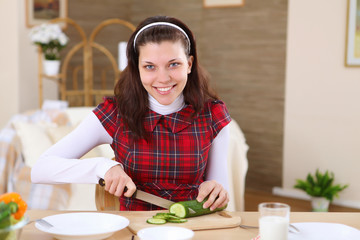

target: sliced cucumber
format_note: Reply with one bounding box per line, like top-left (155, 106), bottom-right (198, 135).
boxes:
top-left (169, 203), bottom-right (188, 218)
top-left (146, 218), bottom-right (167, 225)
top-left (155, 213), bottom-right (176, 216)
top-left (153, 213), bottom-right (181, 220)
top-left (169, 199), bottom-right (227, 218)
top-left (146, 212), bottom-right (188, 225)
top-left (154, 213), bottom-right (176, 219)
top-left (167, 218), bottom-right (188, 223)
top-left (152, 215), bottom-right (168, 220)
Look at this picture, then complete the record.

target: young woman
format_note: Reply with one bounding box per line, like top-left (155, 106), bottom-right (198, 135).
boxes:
top-left (31, 16), bottom-right (231, 211)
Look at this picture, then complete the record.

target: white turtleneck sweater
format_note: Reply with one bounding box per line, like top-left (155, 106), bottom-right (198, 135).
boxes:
top-left (31, 95), bottom-right (230, 191)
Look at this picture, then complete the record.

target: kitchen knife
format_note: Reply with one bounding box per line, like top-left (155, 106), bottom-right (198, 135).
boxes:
top-left (98, 178), bottom-right (175, 209)
top-left (98, 178), bottom-right (196, 213)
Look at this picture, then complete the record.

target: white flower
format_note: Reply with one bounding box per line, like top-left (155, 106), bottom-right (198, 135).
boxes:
top-left (29, 23), bottom-right (69, 46)
top-left (29, 23), bottom-right (69, 60)
top-left (39, 32), bottom-right (50, 44)
top-left (59, 34), bottom-right (68, 46)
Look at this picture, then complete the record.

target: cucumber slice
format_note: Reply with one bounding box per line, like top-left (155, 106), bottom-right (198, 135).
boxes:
top-left (169, 199), bottom-right (227, 218)
top-left (153, 214), bottom-right (181, 220)
top-left (166, 215), bottom-right (183, 220)
top-left (152, 215), bottom-right (167, 220)
top-left (167, 218), bottom-right (188, 223)
top-left (147, 212), bottom-right (189, 225)
top-left (146, 218), bottom-right (167, 225)
top-left (169, 203), bottom-right (189, 218)
top-left (155, 213), bottom-right (176, 217)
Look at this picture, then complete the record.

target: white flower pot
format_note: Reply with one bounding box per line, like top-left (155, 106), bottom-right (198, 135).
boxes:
top-left (311, 197), bottom-right (330, 212)
top-left (43, 60), bottom-right (61, 76)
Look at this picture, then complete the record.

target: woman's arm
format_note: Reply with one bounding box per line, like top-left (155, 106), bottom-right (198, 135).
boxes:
top-left (206, 124), bottom-right (230, 188)
top-left (31, 112), bottom-right (119, 184)
top-left (197, 124), bottom-right (230, 210)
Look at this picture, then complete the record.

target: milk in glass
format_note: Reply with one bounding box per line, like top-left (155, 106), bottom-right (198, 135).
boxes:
top-left (259, 215), bottom-right (289, 240)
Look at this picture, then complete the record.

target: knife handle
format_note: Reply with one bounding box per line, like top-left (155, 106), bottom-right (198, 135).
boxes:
top-left (98, 178), bottom-right (105, 187)
top-left (98, 178), bottom-right (130, 194)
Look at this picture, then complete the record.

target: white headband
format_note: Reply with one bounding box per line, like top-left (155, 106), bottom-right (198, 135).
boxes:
top-left (133, 22), bottom-right (191, 52)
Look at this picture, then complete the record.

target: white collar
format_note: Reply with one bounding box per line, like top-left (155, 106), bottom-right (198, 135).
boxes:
top-left (148, 94), bottom-right (185, 115)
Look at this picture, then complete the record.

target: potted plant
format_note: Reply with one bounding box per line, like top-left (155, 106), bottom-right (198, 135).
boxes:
top-left (294, 169), bottom-right (348, 212)
top-left (29, 23), bottom-right (69, 75)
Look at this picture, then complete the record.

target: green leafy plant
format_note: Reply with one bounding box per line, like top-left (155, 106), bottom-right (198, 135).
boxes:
top-left (294, 169), bottom-right (348, 202)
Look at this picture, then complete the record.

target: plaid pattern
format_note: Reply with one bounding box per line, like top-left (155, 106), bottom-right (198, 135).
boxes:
top-left (94, 97), bottom-right (231, 211)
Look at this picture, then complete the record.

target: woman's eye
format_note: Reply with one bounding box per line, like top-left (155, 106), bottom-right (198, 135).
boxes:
top-left (169, 62), bottom-right (179, 67)
top-left (145, 65), bottom-right (155, 70)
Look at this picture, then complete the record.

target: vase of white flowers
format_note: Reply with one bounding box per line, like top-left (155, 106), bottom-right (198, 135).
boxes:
top-left (29, 23), bottom-right (69, 75)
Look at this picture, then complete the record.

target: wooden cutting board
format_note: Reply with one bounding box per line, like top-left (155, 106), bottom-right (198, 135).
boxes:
top-left (128, 210), bottom-right (241, 234)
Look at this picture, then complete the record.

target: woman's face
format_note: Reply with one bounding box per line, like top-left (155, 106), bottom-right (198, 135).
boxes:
top-left (138, 40), bottom-right (193, 105)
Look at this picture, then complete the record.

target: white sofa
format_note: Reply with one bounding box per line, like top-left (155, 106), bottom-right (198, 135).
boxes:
top-left (0, 106), bottom-right (112, 210)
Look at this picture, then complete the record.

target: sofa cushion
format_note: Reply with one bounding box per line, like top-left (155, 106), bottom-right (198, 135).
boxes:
top-left (12, 121), bottom-right (53, 168)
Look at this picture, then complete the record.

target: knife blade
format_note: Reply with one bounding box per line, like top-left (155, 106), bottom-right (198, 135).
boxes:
top-left (98, 178), bottom-right (175, 209)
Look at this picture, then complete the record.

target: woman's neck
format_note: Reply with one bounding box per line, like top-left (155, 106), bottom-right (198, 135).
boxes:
top-left (148, 94), bottom-right (185, 115)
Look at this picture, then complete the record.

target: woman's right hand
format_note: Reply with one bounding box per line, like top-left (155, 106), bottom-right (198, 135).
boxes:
top-left (103, 165), bottom-right (136, 197)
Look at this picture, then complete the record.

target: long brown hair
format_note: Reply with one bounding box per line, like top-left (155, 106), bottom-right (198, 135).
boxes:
top-left (114, 16), bottom-right (218, 139)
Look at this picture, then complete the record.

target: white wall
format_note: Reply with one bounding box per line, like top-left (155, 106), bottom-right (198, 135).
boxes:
top-left (0, 0), bottom-right (58, 129)
top-left (281, 0), bottom-right (360, 208)
top-left (0, 0), bottom-right (20, 128)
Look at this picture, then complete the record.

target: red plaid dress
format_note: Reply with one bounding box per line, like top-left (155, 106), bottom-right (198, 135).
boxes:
top-left (93, 97), bottom-right (231, 210)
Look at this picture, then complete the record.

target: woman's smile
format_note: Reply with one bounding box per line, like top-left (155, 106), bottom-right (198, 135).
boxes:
top-left (155, 85), bottom-right (176, 94)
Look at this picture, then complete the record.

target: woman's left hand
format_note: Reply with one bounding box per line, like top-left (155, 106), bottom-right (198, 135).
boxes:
top-left (196, 180), bottom-right (229, 211)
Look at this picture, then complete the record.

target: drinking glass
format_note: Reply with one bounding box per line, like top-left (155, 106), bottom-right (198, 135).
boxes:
top-left (258, 202), bottom-right (290, 240)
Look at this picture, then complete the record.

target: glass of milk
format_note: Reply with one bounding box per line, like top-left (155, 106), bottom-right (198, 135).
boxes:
top-left (258, 202), bottom-right (290, 240)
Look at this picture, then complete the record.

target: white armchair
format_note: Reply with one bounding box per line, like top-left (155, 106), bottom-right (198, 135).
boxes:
top-left (226, 119), bottom-right (249, 211)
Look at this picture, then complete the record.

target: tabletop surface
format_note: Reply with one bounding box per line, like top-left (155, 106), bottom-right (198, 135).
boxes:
top-left (20, 210), bottom-right (360, 240)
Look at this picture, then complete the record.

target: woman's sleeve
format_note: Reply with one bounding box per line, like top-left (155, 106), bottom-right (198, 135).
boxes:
top-left (31, 112), bottom-right (119, 184)
top-left (205, 124), bottom-right (230, 191)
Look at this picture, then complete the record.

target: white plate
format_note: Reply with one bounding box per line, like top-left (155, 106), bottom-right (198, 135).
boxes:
top-left (35, 212), bottom-right (129, 240)
top-left (289, 222), bottom-right (360, 240)
top-left (138, 226), bottom-right (194, 240)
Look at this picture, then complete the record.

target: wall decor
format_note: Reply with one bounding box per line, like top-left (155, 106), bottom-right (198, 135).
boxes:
top-left (203, 0), bottom-right (244, 8)
top-left (345, 0), bottom-right (360, 66)
top-left (26, 0), bottom-right (68, 28)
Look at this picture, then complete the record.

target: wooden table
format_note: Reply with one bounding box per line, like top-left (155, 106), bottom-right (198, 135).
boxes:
top-left (21, 210), bottom-right (360, 240)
